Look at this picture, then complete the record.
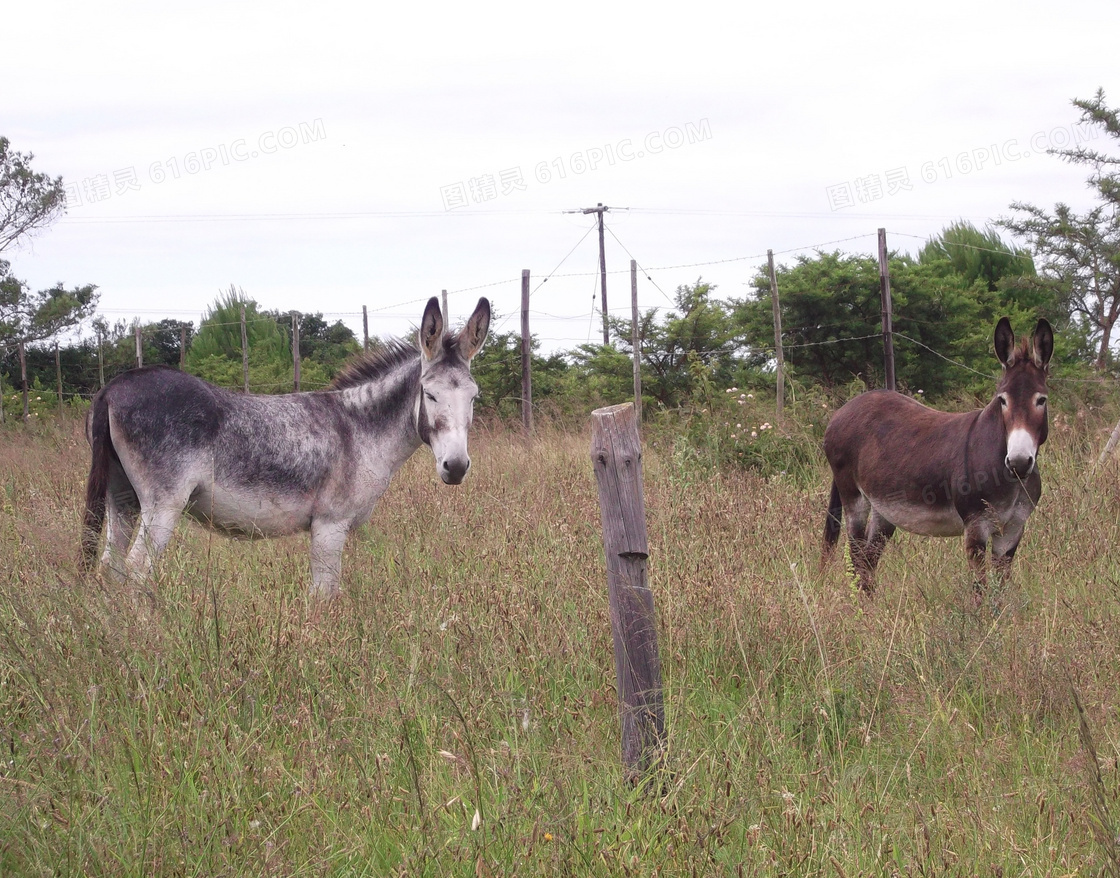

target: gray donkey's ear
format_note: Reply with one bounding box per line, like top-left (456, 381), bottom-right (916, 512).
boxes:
top-left (458, 297), bottom-right (491, 362)
top-left (419, 297), bottom-right (444, 362)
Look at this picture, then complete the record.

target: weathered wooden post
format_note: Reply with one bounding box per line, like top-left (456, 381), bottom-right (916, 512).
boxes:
top-left (878, 227), bottom-right (896, 392)
top-left (767, 249), bottom-right (785, 423)
top-left (590, 402), bottom-right (665, 780)
top-left (292, 312), bottom-right (301, 392)
top-left (240, 304), bottom-right (249, 392)
top-left (630, 259), bottom-right (642, 428)
top-left (521, 269), bottom-right (532, 441)
top-left (1098, 416), bottom-right (1120, 468)
top-left (19, 341), bottom-right (28, 420)
top-left (55, 343), bottom-right (63, 414)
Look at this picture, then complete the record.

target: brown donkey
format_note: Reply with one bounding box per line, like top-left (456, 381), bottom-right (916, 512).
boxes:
top-left (822, 318), bottom-right (1053, 593)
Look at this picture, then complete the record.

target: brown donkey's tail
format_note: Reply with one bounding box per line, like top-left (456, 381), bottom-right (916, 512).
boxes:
top-left (80, 395), bottom-right (112, 573)
top-left (822, 481), bottom-right (843, 561)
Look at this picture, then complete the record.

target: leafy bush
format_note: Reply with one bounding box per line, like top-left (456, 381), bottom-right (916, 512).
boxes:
top-left (647, 377), bottom-right (828, 485)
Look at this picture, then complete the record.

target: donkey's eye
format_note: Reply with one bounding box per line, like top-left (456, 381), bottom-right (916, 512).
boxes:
top-left (425, 392), bottom-right (437, 403)
top-left (998, 394), bottom-right (1008, 408)
top-left (1036, 395), bottom-right (1047, 407)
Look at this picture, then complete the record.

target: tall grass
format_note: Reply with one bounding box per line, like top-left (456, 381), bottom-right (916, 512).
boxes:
top-left (1, 406), bottom-right (1119, 876)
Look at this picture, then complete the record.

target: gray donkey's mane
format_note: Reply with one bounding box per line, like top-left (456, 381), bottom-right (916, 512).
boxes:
top-left (329, 332), bottom-right (468, 391)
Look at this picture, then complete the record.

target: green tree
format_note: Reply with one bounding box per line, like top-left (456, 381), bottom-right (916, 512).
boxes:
top-left (144, 318), bottom-right (195, 367)
top-left (0, 259), bottom-right (98, 349)
top-left (564, 342), bottom-right (638, 410)
top-left (185, 288), bottom-right (344, 392)
top-left (611, 279), bottom-right (743, 408)
top-left (0, 137), bottom-right (66, 252)
top-left (0, 139), bottom-right (97, 405)
top-left (265, 310), bottom-right (359, 377)
top-left (470, 327), bottom-right (570, 418)
top-left (187, 286), bottom-right (287, 365)
top-left (734, 251), bottom-right (994, 397)
top-left (916, 221), bottom-right (1055, 367)
top-left (999, 89), bottom-right (1120, 369)
top-left (917, 220), bottom-right (1038, 302)
top-left (1049, 88), bottom-right (1120, 206)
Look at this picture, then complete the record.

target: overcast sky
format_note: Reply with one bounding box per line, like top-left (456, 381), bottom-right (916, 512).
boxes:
top-left (4, 0), bottom-right (1118, 352)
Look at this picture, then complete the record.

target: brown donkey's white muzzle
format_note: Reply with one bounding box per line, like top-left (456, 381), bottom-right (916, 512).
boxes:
top-left (1005, 427), bottom-right (1037, 477)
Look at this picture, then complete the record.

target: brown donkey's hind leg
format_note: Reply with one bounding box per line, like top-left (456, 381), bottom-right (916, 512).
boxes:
top-left (848, 506), bottom-right (895, 593)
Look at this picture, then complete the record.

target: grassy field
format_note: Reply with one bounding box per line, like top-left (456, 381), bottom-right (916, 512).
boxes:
top-left (2, 400), bottom-right (1120, 876)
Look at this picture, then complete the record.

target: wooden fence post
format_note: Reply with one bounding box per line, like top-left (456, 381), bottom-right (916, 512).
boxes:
top-left (55, 343), bottom-right (63, 414)
top-left (292, 312), bottom-right (301, 392)
top-left (442, 289), bottom-right (449, 325)
top-left (590, 402), bottom-right (665, 780)
top-left (97, 328), bottom-right (105, 387)
top-left (631, 260), bottom-right (642, 428)
top-left (362, 305), bottom-right (369, 352)
top-left (878, 227), bottom-right (896, 392)
top-left (135, 324), bottom-right (143, 368)
top-left (1098, 416), bottom-right (1120, 468)
top-left (521, 269), bottom-right (532, 440)
top-left (240, 305), bottom-right (249, 392)
top-left (767, 249), bottom-right (785, 422)
top-left (180, 324), bottom-right (187, 369)
top-left (19, 341), bottom-right (28, 420)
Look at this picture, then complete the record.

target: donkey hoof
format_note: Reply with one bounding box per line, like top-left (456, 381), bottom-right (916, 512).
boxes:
top-left (308, 584), bottom-right (341, 602)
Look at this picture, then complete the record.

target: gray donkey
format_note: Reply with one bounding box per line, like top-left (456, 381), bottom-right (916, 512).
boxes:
top-left (81, 296), bottom-right (490, 598)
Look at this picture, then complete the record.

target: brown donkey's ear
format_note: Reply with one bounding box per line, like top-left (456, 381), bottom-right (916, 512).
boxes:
top-left (418, 297), bottom-right (444, 362)
top-left (994, 317), bottom-right (1016, 368)
top-left (1032, 319), bottom-right (1054, 370)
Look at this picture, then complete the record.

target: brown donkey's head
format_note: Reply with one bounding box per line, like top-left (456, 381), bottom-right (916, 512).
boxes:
top-left (993, 317), bottom-right (1054, 478)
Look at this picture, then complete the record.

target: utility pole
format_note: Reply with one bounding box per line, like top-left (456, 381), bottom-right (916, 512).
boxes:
top-left (578, 203), bottom-right (611, 345)
top-left (563, 203), bottom-right (631, 345)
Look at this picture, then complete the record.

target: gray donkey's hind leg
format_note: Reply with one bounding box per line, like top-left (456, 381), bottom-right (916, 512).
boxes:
top-left (124, 498), bottom-right (189, 583)
top-left (101, 464), bottom-right (140, 581)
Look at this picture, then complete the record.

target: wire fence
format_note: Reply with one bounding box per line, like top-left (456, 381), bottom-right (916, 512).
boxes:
top-left (1, 224), bottom-right (1116, 417)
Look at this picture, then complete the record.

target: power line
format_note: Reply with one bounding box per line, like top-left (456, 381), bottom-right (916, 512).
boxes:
top-left (491, 220), bottom-right (599, 335)
top-left (604, 225), bottom-right (677, 308)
